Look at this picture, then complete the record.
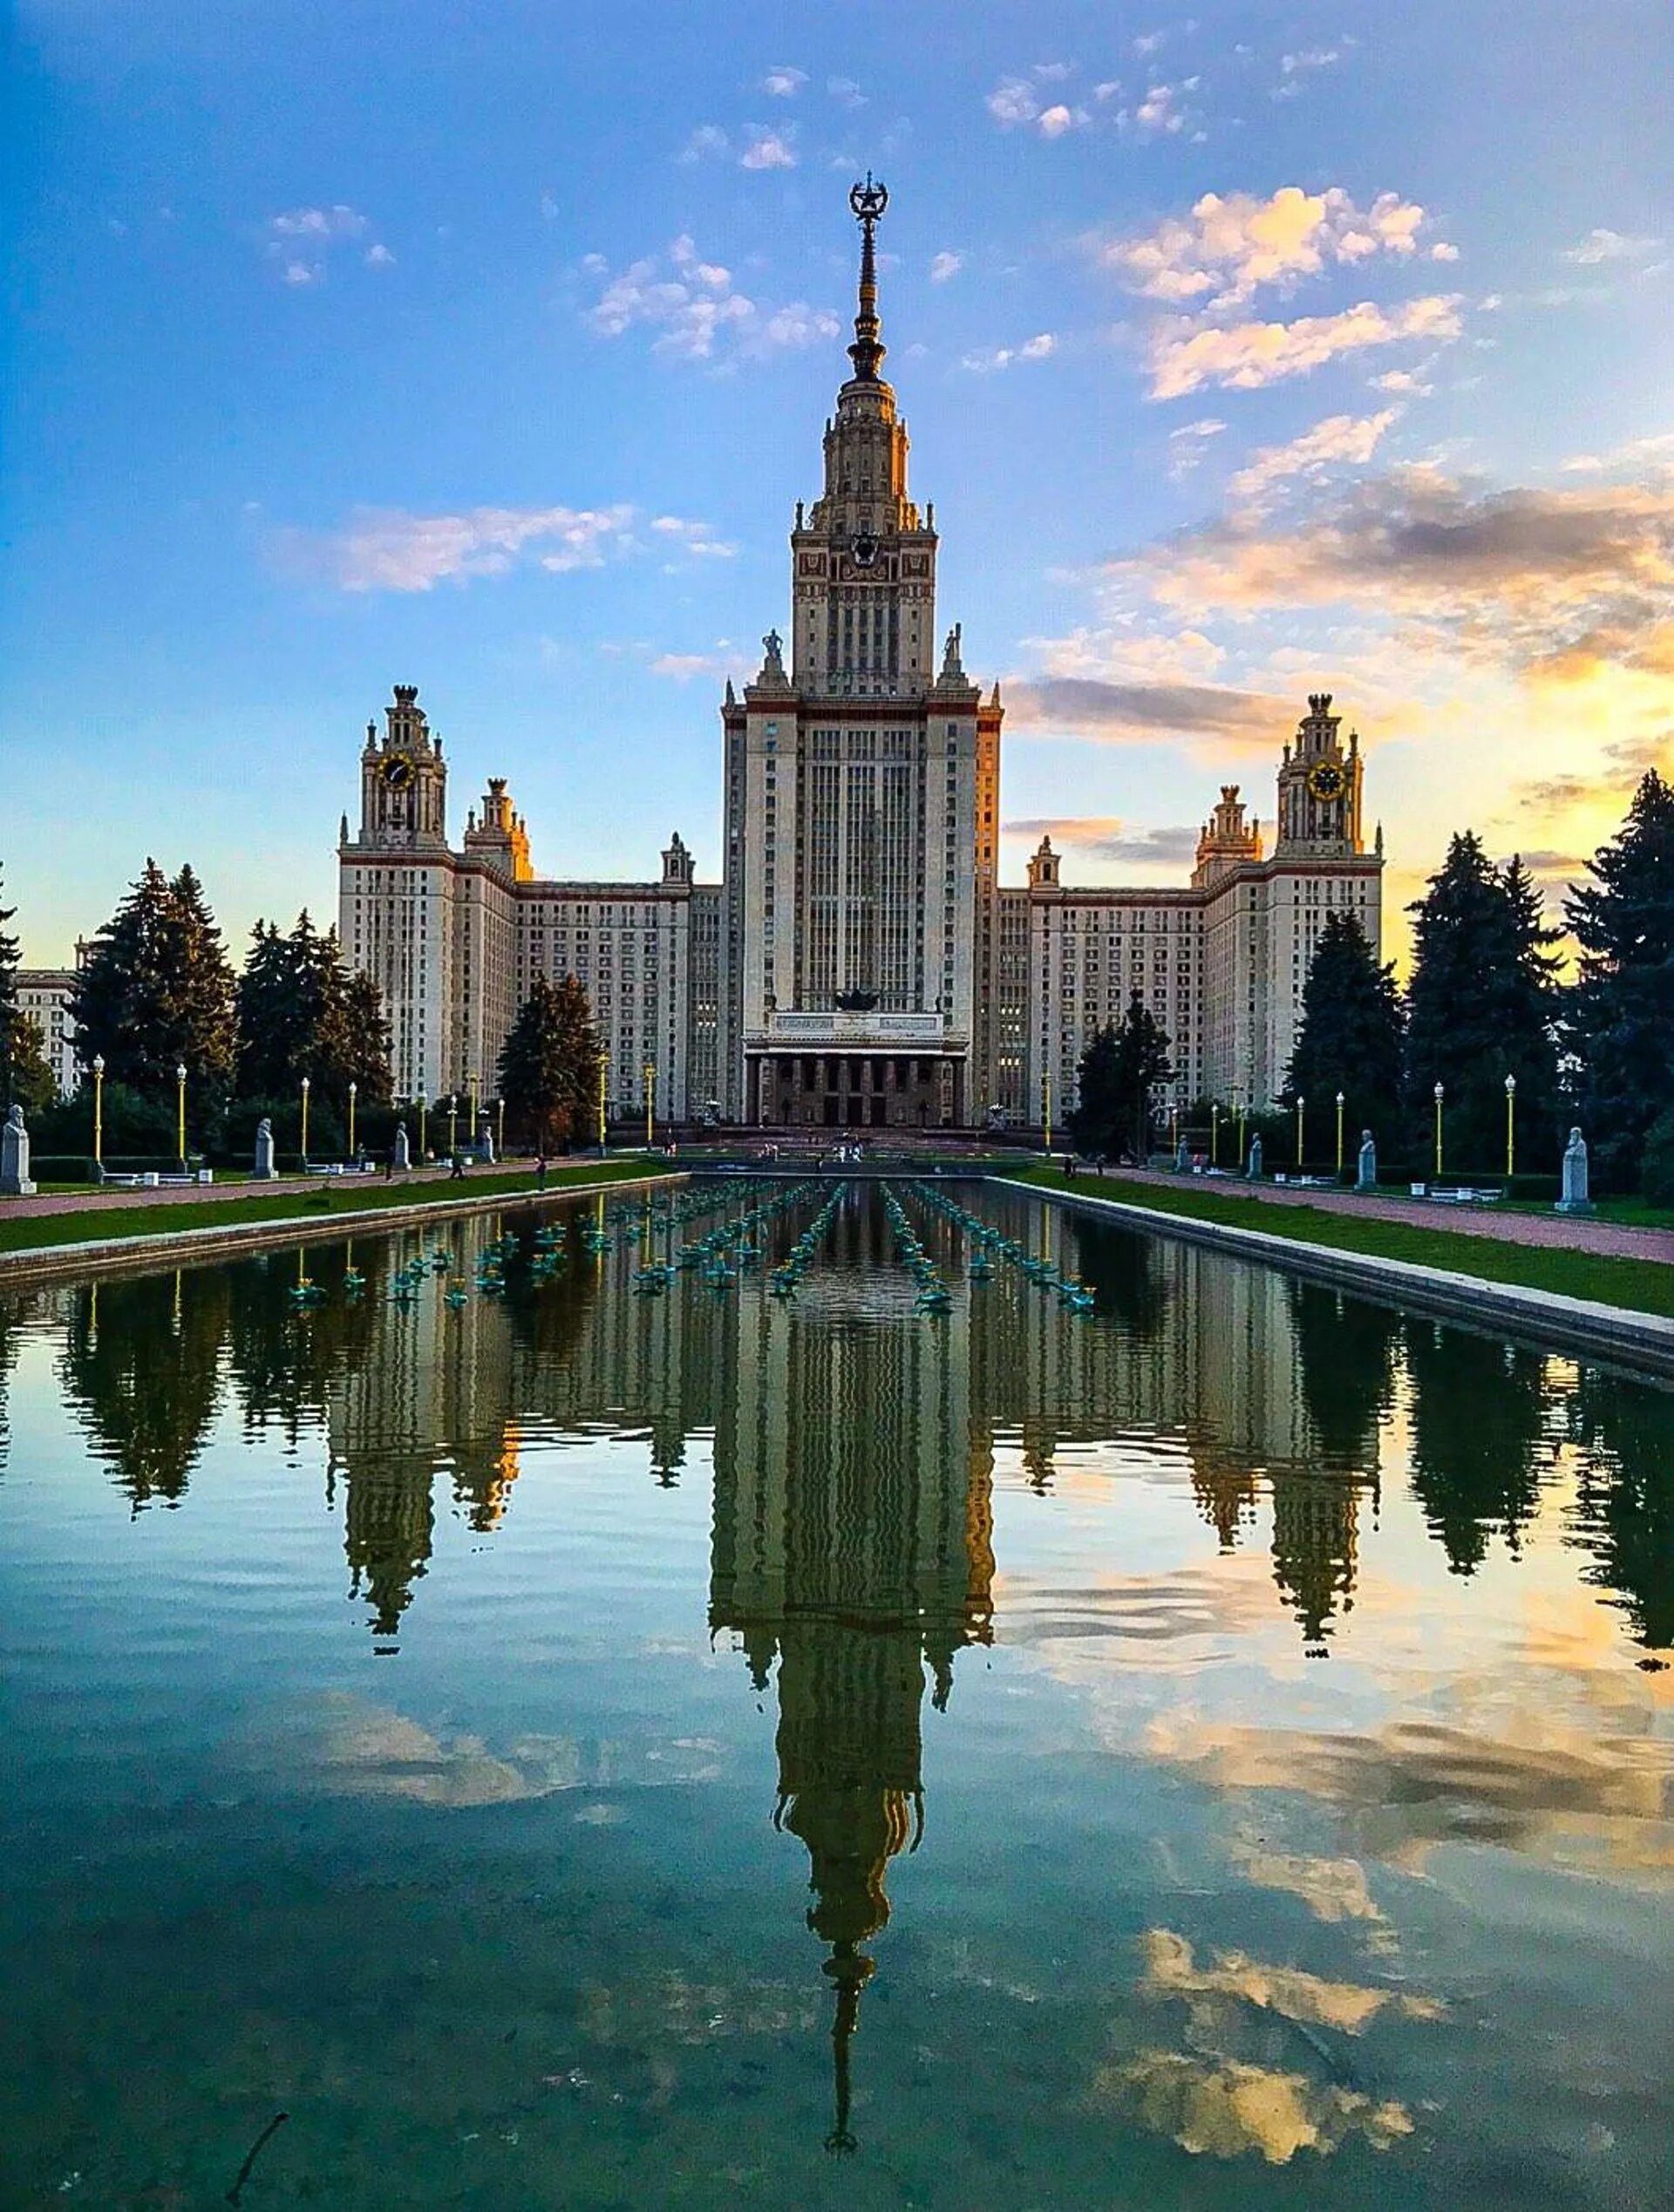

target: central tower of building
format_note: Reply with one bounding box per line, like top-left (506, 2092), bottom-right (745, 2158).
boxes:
top-left (720, 179), bottom-right (1004, 1128)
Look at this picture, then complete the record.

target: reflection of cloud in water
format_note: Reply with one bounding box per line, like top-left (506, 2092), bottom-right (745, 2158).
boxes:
top-left (1093, 2049), bottom-right (1414, 2164)
top-left (1147, 1711), bottom-right (1674, 1877)
top-left (1140, 1929), bottom-right (1442, 2033)
top-left (248, 1692), bottom-right (725, 1808)
top-left (1229, 1839), bottom-right (1392, 1936)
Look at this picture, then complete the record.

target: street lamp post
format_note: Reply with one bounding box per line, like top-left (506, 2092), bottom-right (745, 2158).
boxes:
top-left (467, 1070), bottom-right (480, 1157)
top-left (347, 1079), bottom-right (357, 1160)
top-left (1168, 1101), bottom-right (1179, 1157)
top-left (1335, 1090), bottom-right (1345, 1178)
top-left (417, 1089), bottom-right (428, 1160)
top-left (447, 1092), bottom-right (459, 1158)
top-left (643, 1059), bottom-right (656, 1148)
top-left (300, 1074), bottom-right (310, 1166)
top-left (1296, 1094), bottom-right (1306, 1172)
top-left (92, 1052), bottom-right (105, 1174)
top-left (176, 1063), bottom-right (187, 1171)
top-left (1433, 1081), bottom-right (1445, 1179)
top-left (496, 1095), bottom-right (506, 1159)
top-left (1505, 1072), bottom-right (1516, 1179)
top-left (597, 1052), bottom-right (609, 1156)
top-left (1210, 1101), bottom-right (1220, 1167)
top-left (1041, 1068), bottom-right (1052, 1154)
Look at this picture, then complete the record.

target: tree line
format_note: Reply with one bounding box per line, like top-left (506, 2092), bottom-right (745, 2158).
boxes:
top-left (1, 855), bottom-right (609, 1163)
top-left (1069, 771), bottom-right (1674, 1200)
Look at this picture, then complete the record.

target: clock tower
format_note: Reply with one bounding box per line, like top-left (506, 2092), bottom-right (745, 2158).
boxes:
top-left (357, 683), bottom-right (448, 850)
top-left (1274, 692), bottom-right (1363, 856)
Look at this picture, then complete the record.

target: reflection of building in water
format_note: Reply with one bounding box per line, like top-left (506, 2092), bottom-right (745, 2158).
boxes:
top-left (57, 1271), bottom-right (232, 1512)
top-left (709, 1193), bottom-right (995, 2150)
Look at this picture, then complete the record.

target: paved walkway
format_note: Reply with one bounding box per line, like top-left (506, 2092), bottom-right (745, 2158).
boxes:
top-left (1085, 1166), bottom-right (1674, 1264)
top-left (1, 1165), bottom-right (516, 1221)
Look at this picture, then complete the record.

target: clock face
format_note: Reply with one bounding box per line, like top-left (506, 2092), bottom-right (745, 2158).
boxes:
top-left (382, 756), bottom-right (414, 792)
top-left (1307, 759), bottom-right (1346, 802)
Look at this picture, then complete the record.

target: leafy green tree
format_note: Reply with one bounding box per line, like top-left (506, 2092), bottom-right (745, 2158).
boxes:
top-left (1404, 833), bottom-right (1560, 1174)
top-left (497, 973), bottom-right (602, 1151)
top-left (1282, 913), bottom-right (1405, 1156)
top-left (69, 862), bottom-right (237, 1131)
top-left (235, 911), bottom-right (391, 1108)
top-left (1069, 992), bottom-right (1174, 1158)
top-left (1566, 771), bottom-right (1674, 1193)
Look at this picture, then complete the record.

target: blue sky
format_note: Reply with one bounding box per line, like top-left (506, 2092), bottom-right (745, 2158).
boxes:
top-left (3, 0), bottom-right (1671, 964)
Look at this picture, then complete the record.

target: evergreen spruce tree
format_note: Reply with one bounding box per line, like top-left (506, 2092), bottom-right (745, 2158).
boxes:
top-left (1404, 832), bottom-right (1559, 1174)
top-left (0, 863), bottom-right (22, 1106)
top-left (7, 1015), bottom-right (56, 1114)
top-left (1566, 771), bottom-right (1674, 1192)
top-left (235, 912), bottom-right (391, 1109)
top-left (1282, 912), bottom-right (1405, 1155)
top-left (1069, 993), bottom-right (1173, 1158)
top-left (498, 974), bottom-right (602, 1151)
top-left (70, 860), bottom-right (237, 1126)
top-left (1067, 1024), bottom-right (1123, 1157)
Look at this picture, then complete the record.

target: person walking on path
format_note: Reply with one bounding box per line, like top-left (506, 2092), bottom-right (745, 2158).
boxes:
top-left (535, 1154), bottom-right (548, 1191)
top-left (449, 1150), bottom-right (466, 1181)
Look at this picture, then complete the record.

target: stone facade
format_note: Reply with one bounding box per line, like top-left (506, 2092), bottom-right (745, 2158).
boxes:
top-left (339, 186), bottom-right (1382, 1128)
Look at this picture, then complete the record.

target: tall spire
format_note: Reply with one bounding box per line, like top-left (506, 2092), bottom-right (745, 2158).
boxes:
top-left (847, 174), bottom-right (888, 382)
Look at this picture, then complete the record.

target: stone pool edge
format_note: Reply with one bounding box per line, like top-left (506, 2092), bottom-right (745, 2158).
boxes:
top-left (1005, 1178), bottom-right (1674, 1380)
top-left (0, 1173), bottom-right (690, 1290)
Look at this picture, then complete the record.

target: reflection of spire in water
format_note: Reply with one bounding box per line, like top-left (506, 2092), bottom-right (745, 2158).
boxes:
top-left (710, 1228), bottom-right (992, 2150)
top-left (1270, 1470), bottom-right (1362, 1656)
top-left (332, 1455), bottom-right (435, 1643)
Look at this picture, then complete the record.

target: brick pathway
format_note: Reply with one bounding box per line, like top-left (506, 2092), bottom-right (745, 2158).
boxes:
top-left (1084, 1166), bottom-right (1674, 1264)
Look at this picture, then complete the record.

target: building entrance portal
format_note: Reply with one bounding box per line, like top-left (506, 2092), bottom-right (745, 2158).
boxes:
top-left (757, 1052), bottom-right (963, 1130)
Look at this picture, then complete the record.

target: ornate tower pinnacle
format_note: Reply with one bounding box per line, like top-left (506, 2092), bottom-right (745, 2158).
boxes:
top-left (847, 174), bottom-right (888, 382)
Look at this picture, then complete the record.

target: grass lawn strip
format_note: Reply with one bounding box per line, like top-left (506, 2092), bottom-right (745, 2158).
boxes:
top-left (0, 1160), bottom-right (667, 1258)
top-left (1001, 1166), bottom-right (1674, 1321)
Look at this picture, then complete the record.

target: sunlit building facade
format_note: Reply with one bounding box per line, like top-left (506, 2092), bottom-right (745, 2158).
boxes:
top-left (339, 185), bottom-right (1381, 1126)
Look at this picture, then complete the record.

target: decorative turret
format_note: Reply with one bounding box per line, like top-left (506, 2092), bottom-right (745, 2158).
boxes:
top-left (1192, 783), bottom-right (1264, 888)
top-left (1026, 835), bottom-right (1061, 889)
top-left (661, 830), bottom-right (696, 887)
top-left (463, 774), bottom-right (532, 881)
top-left (355, 683), bottom-right (448, 849)
top-left (1274, 691), bottom-right (1363, 856)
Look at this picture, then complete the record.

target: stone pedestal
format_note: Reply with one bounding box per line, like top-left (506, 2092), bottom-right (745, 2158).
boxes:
top-left (253, 1118), bottom-right (278, 1180)
top-left (1246, 1134), bottom-right (1262, 1181)
top-left (392, 1122), bottom-right (411, 1171)
top-left (1, 1105), bottom-right (37, 1196)
top-left (1556, 1126), bottom-right (1595, 1214)
top-left (1357, 1131), bottom-right (1377, 1193)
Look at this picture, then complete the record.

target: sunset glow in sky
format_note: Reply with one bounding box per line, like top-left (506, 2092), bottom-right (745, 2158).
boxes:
top-left (3, 1), bottom-right (1670, 964)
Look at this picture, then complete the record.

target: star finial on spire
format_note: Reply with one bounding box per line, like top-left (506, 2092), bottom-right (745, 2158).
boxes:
top-left (847, 173), bottom-right (888, 381)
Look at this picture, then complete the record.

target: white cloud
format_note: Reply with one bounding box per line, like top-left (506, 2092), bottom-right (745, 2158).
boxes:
top-left (364, 242), bottom-right (395, 269)
top-left (827, 76), bottom-right (866, 108)
top-left (1096, 187), bottom-right (1437, 310)
top-left (962, 332), bottom-right (1058, 372)
top-left (262, 203), bottom-right (383, 286)
top-left (1167, 416), bottom-right (1228, 476)
top-left (739, 131), bottom-right (796, 170)
top-left (760, 65), bottom-right (807, 97)
top-left (929, 249), bottom-right (965, 283)
top-left (1430, 242), bottom-right (1460, 262)
top-left (1371, 367), bottom-right (1433, 395)
top-left (677, 124), bottom-right (730, 163)
top-left (1131, 81), bottom-right (1192, 134)
top-left (650, 514), bottom-right (738, 558)
top-left (1281, 45), bottom-right (1340, 73)
top-left (583, 235), bottom-right (835, 362)
top-left (651, 647), bottom-right (737, 679)
top-left (987, 76), bottom-right (1045, 126)
top-left (1228, 408), bottom-right (1399, 505)
top-left (1147, 296), bottom-right (1463, 398)
top-left (1562, 227), bottom-right (1663, 265)
top-left (269, 204), bottom-right (367, 241)
top-left (281, 503), bottom-right (638, 592)
top-left (1134, 30), bottom-right (1167, 56)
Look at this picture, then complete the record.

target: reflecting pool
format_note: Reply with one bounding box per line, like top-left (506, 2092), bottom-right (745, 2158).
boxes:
top-left (2, 1179), bottom-right (1671, 2207)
